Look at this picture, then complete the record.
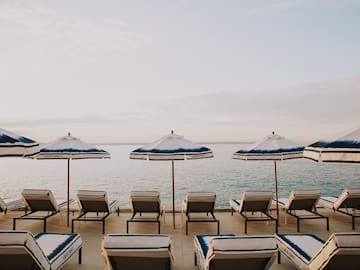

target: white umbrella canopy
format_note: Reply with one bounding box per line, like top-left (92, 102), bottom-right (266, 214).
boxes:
top-left (30, 133), bottom-right (110, 226)
top-left (233, 132), bottom-right (304, 226)
top-left (130, 131), bottom-right (213, 228)
top-left (304, 127), bottom-right (360, 163)
top-left (0, 128), bottom-right (39, 157)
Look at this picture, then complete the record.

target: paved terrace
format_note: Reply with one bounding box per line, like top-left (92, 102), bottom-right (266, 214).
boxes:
top-left (0, 207), bottom-right (359, 270)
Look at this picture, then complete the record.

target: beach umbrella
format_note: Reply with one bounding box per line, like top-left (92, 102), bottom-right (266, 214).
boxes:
top-left (303, 127), bottom-right (360, 163)
top-left (30, 133), bottom-right (110, 226)
top-left (233, 132), bottom-right (304, 225)
top-left (0, 128), bottom-right (39, 157)
top-left (130, 130), bottom-right (213, 228)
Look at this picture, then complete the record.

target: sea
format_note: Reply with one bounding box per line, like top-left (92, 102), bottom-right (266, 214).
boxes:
top-left (1, 144), bottom-right (359, 208)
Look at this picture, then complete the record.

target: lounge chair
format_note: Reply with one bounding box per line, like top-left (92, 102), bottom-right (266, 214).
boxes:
top-left (71, 190), bottom-right (120, 234)
top-left (0, 230), bottom-right (82, 269)
top-left (230, 191), bottom-right (278, 234)
top-left (102, 234), bottom-right (172, 270)
top-left (276, 232), bottom-right (360, 270)
top-left (13, 189), bottom-right (61, 232)
top-left (0, 197), bottom-right (25, 214)
top-left (278, 189), bottom-right (329, 232)
top-left (193, 234), bottom-right (277, 270)
top-left (183, 192), bottom-right (219, 235)
top-left (319, 188), bottom-right (360, 230)
top-left (127, 191), bottom-right (162, 234)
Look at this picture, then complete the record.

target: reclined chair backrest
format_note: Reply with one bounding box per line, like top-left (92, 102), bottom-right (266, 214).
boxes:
top-left (0, 230), bottom-right (49, 270)
top-left (77, 190), bottom-right (110, 213)
top-left (130, 191), bottom-right (160, 213)
top-left (334, 188), bottom-right (360, 210)
top-left (0, 198), bottom-right (6, 212)
top-left (239, 191), bottom-right (273, 212)
top-left (309, 233), bottom-right (360, 270)
top-left (102, 234), bottom-right (171, 270)
top-left (185, 192), bottom-right (216, 214)
top-left (285, 190), bottom-right (320, 211)
top-left (206, 235), bottom-right (277, 270)
top-left (22, 189), bottom-right (59, 212)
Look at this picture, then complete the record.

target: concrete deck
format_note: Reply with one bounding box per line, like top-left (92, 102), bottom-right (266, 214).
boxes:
top-left (0, 207), bottom-right (359, 269)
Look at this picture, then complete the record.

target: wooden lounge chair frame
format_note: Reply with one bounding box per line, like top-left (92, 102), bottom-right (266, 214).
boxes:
top-left (102, 234), bottom-right (172, 270)
top-left (72, 190), bottom-right (120, 234)
top-left (127, 191), bottom-right (163, 234)
top-left (13, 189), bottom-right (60, 232)
top-left (320, 188), bottom-right (360, 230)
top-left (193, 234), bottom-right (277, 270)
top-left (184, 192), bottom-right (219, 235)
top-left (231, 191), bottom-right (278, 234)
top-left (284, 190), bottom-right (329, 232)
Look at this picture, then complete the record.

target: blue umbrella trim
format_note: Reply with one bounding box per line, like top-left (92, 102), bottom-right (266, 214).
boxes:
top-left (18, 136), bottom-right (36, 143)
top-left (309, 140), bottom-right (360, 149)
top-left (0, 134), bottom-right (19, 144)
top-left (132, 146), bottom-right (211, 154)
top-left (236, 147), bottom-right (304, 154)
top-left (40, 148), bottom-right (107, 153)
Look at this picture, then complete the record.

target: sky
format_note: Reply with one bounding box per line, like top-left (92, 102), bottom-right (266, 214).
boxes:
top-left (1, 0), bottom-right (359, 145)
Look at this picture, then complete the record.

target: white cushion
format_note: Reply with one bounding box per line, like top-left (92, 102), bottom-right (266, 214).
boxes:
top-left (285, 190), bottom-right (320, 210)
top-left (103, 234), bottom-right (170, 258)
top-left (22, 189), bottom-right (59, 212)
top-left (185, 192), bottom-right (216, 202)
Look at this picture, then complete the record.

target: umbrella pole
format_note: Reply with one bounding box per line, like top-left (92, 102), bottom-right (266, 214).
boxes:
top-left (172, 160), bottom-right (175, 229)
top-left (67, 159), bottom-right (70, 227)
top-left (274, 160), bottom-right (279, 227)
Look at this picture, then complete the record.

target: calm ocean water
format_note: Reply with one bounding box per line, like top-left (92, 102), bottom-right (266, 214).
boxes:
top-left (1, 144), bottom-right (359, 208)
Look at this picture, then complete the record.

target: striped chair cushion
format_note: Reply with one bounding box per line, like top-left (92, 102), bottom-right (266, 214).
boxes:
top-left (185, 192), bottom-right (216, 202)
top-left (334, 188), bottom-right (360, 210)
top-left (130, 191), bottom-right (160, 202)
top-left (103, 234), bottom-right (170, 258)
top-left (0, 198), bottom-right (6, 212)
top-left (35, 232), bottom-right (82, 270)
top-left (22, 189), bottom-right (59, 212)
top-left (277, 234), bottom-right (324, 263)
top-left (285, 189), bottom-right (320, 210)
top-left (238, 191), bottom-right (273, 212)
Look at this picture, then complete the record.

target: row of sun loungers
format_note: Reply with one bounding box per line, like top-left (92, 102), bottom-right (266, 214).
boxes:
top-left (0, 187), bottom-right (360, 269)
top-left (230, 188), bottom-right (360, 232)
top-left (1, 230), bottom-right (359, 270)
top-left (2, 187), bottom-right (360, 235)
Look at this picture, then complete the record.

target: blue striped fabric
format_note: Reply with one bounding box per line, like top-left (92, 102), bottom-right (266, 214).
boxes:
top-left (35, 233), bottom-right (79, 261)
top-left (277, 234), bottom-right (324, 261)
top-left (236, 147), bottom-right (304, 154)
top-left (196, 234), bottom-right (235, 257)
top-left (309, 140), bottom-right (360, 149)
top-left (41, 148), bottom-right (107, 153)
top-left (133, 146), bottom-right (211, 154)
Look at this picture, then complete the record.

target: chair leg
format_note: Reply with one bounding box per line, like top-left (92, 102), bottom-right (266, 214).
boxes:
top-left (275, 219), bottom-right (279, 233)
top-left (78, 248), bottom-right (82, 264)
top-left (102, 220), bottom-right (105, 234)
top-left (43, 220), bottom-right (46, 232)
top-left (126, 220), bottom-right (129, 233)
top-left (186, 221), bottom-right (189, 235)
top-left (326, 217), bottom-right (329, 231)
top-left (297, 218), bottom-right (300, 232)
top-left (353, 216), bottom-right (355, 230)
top-left (71, 219), bottom-right (75, 233)
top-left (194, 252), bottom-right (197, 266)
top-left (244, 220), bottom-right (248, 234)
top-left (13, 219), bottom-right (16, 230)
top-left (217, 220), bottom-right (220, 235)
top-left (277, 251), bottom-right (281, 264)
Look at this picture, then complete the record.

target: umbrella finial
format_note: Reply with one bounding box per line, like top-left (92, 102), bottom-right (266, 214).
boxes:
top-left (68, 132), bottom-right (71, 137)
top-left (272, 131), bottom-right (275, 135)
top-left (171, 130), bottom-right (174, 134)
